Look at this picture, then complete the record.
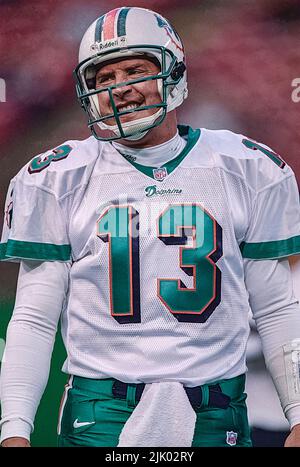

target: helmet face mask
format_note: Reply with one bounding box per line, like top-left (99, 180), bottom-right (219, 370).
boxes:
top-left (74, 7), bottom-right (188, 141)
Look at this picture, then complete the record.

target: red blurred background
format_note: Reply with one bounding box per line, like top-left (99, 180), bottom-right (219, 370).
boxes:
top-left (1, 0), bottom-right (300, 176)
top-left (0, 0), bottom-right (299, 446)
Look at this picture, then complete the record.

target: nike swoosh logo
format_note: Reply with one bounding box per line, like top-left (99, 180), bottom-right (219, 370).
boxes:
top-left (73, 418), bottom-right (95, 429)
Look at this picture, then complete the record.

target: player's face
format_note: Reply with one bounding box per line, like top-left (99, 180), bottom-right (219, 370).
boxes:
top-left (95, 57), bottom-right (162, 126)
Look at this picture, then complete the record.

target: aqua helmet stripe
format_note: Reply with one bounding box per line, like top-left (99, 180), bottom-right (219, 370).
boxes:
top-left (117, 7), bottom-right (130, 36)
top-left (94, 14), bottom-right (105, 42)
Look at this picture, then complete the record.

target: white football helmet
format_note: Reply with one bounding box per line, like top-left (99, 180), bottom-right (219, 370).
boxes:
top-left (74, 7), bottom-right (188, 141)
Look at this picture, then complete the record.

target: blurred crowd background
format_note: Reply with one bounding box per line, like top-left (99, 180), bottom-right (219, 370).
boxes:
top-left (1, 0), bottom-right (300, 447)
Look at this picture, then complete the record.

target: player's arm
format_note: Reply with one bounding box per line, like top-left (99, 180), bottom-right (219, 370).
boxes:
top-left (238, 137), bottom-right (300, 445)
top-left (244, 257), bottom-right (300, 447)
top-left (1, 437), bottom-right (30, 448)
top-left (0, 259), bottom-right (70, 447)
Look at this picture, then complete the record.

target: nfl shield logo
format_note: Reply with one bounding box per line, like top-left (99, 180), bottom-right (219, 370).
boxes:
top-left (153, 167), bottom-right (167, 181)
top-left (226, 431), bottom-right (237, 446)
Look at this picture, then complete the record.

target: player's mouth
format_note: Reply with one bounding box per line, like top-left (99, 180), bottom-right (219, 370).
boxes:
top-left (113, 100), bottom-right (148, 123)
top-left (104, 99), bottom-right (156, 125)
top-left (117, 102), bottom-right (142, 113)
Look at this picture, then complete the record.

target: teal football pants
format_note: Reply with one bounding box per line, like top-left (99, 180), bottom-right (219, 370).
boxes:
top-left (57, 373), bottom-right (252, 447)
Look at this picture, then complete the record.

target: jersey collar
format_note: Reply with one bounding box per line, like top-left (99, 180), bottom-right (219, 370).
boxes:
top-left (117, 125), bottom-right (201, 181)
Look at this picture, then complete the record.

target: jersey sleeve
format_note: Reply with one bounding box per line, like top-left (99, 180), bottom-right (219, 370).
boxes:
top-left (240, 171), bottom-right (300, 260)
top-left (0, 174), bottom-right (71, 263)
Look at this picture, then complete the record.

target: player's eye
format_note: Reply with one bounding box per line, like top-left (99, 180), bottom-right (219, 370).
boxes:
top-left (96, 74), bottom-right (114, 86)
top-left (127, 68), bottom-right (146, 76)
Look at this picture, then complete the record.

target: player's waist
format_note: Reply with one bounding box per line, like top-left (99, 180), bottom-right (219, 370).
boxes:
top-left (71, 373), bottom-right (245, 411)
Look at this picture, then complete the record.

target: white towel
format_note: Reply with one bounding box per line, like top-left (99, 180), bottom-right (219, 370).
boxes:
top-left (117, 382), bottom-right (196, 447)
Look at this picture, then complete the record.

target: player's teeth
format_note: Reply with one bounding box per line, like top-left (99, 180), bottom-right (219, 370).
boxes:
top-left (119, 104), bottom-right (138, 111)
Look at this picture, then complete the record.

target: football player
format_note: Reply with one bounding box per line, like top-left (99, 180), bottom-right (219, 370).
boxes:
top-left (1, 7), bottom-right (300, 447)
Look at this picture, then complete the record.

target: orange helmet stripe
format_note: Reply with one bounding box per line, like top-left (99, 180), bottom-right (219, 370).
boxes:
top-left (103, 8), bottom-right (120, 40)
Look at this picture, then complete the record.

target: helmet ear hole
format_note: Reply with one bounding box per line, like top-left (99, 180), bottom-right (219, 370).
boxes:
top-left (170, 61), bottom-right (186, 82)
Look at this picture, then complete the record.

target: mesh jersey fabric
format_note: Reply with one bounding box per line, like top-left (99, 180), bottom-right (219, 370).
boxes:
top-left (1, 126), bottom-right (299, 385)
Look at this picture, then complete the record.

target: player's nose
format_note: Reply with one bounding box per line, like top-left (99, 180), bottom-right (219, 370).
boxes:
top-left (112, 84), bottom-right (132, 99)
top-left (112, 72), bottom-right (133, 98)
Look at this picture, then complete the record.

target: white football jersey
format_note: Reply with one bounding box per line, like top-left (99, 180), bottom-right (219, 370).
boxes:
top-left (1, 126), bottom-right (300, 386)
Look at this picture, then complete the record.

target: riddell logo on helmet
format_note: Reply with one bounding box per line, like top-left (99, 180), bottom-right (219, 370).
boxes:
top-left (90, 36), bottom-right (127, 52)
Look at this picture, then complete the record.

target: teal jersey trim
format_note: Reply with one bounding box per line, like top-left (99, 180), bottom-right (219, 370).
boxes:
top-left (0, 240), bottom-right (71, 262)
top-left (0, 243), bottom-right (7, 260)
top-left (121, 125), bottom-right (201, 180)
top-left (240, 235), bottom-right (300, 260)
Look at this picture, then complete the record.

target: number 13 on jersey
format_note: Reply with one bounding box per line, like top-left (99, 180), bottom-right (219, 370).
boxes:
top-left (97, 203), bottom-right (223, 324)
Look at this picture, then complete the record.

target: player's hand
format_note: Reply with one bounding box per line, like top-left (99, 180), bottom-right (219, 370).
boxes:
top-left (1, 437), bottom-right (31, 447)
top-left (284, 424), bottom-right (300, 447)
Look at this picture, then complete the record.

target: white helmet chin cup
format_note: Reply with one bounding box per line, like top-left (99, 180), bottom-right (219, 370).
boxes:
top-left (75, 7), bottom-right (188, 140)
top-left (99, 108), bottom-right (164, 140)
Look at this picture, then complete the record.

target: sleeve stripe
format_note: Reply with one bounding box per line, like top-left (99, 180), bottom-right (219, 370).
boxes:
top-left (0, 243), bottom-right (7, 260)
top-left (0, 240), bottom-right (71, 262)
top-left (240, 235), bottom-right (300, 260)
